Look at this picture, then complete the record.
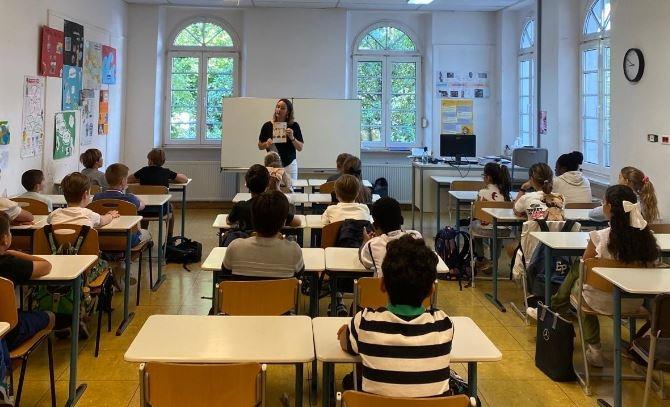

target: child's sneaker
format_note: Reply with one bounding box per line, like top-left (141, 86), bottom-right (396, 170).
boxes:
top-left (586, 343), bottom-right (604, 368)
top-left (526, 307), bottom-right (538, 320)
top-left (0, 387), bottom-right (14, 406)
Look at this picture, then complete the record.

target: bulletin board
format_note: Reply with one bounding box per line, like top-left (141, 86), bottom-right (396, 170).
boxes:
top-left (440, 99), bottom-right (474, 135)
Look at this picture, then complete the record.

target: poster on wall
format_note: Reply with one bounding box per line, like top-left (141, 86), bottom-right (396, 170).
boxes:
top-left (101, 45), bottom-right (117, 85)
top-left (63, 20), bottom-right (84, 68)
top-left (81, 90), bottom-right (98, 146)
top-left (0, 121), bottom-right (10, 145)
top-left (0, 149), bottom-right (9, 179)
top-left (436, 71), bottom-right (490, 99)
top-left (62, 65), bottom-right (82, 110)
top-left (54, 111), bottom-right (76, 159)
top-left (40, 26), bottom-right (64, 77)
top-left (83, 41), bottom-right (102, 89)
top-left (98, 89), bottom-right (109, 135)
top-left (440, 99), bottom-right (474, 135)
top-left (21, 76), bottom-right (45, 158)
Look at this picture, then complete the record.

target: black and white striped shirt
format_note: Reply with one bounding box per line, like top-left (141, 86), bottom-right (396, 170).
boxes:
top-left (346, 306), bottom-right (454, 397)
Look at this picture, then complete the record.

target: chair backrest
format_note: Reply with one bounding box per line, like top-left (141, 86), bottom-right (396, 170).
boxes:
top-left (33, 224), bottom-right (100, 255)
top-left (126, 184), bottom-right (169, 195)
top-left (511, 147), bottom-right (548, 180)
top-left (649, 223), bottom-right (670, 234)
top-left (89, 185), bottom-right (102, 195)
top-left (11, 197), bottom-right (49, 215)
top-left (341, 391), bottom-right (470, 407)
top-left (216, 278), bottom-right (300, 315)
top-left (140, 362), bottom-right (264, 407)
top-left (321, 220), bottom-right (344, 249)
top-left (354, 277), bottom-right (435, 310)
top-left (320, 181), bottom-right (336, 194)
top-left (450, 180), bottom-right (485, 192)
top-left (650, 293), bottom-right (670, 339)
top-left (564, 202), bottom-right (600, 209)
top-left (87, 199), bottom-right (139, 250)
top-left (0, 277), bottom-right (18, 331)
top-left (582, 257), bottom-right (635, 293)
top-left (471, 200), bottom-right (513, 224)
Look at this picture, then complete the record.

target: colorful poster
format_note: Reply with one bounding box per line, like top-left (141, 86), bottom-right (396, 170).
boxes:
top-left (62, 65), bottom-right (82, 110)
top-left (54, 111), bottom-right (76, 159)
top-left (101, 45), bottom-right (117, 85)
top-left (98, 89), bottom-right (109, 136)
top-left (63, 20), bottom-right (84, 67)
top-left (0, 150), bottom-right (9, 176)
top-left (81, 90), bottom-right (98, 146)
top-left (436, 71), bottom-right (490, 99)
top-left (0, 121), bottom-right (10, 145)
top-left (21, 76), bottom-right (45, 158)
top-left (440, 99), bottom-right (474, 135)
top-left (40, 26), bottom-right (64, 77)
top-left (83, 41), bottom-right (102, 89)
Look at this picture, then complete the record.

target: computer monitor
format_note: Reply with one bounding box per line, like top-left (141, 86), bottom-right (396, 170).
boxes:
top-left (440, 134), bottom-right (476, 164)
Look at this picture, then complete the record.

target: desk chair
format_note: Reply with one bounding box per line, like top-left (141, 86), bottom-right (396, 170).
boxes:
top-left (565, 202), bottom-right (600, 209)
top-left (215, 278), bottom-right (301, 315)
top-left (337, 391), bottom-right (472, 407)
top-left (320, 181), bottom-right (336, 194)
top-left (126, 184), bottom-right (174, 240)
top-left (139, 362), bottom-right (266, 407)
top-left (0, 277), bottom-right (56, 407)
top-left (468, 201), bottom-right (515, 288)
top-left (353, 277), bottom-right (436, 311)
top-left (87, 199), bottom-right (154, 306)
top-left (33, 225), bottom-right (112, 357)
top-left (649, 224), bottom-right (670, 234)
top-left (321, 221), bottom-right (344, 249)
top-left (11, 197), bottom-right (49, 215)
top-left (511, 148), bottom-right (548, 183)
top-left (571, 258), bottom-right (648, 395)
top-left (89, 185), bottom-right (102, 195)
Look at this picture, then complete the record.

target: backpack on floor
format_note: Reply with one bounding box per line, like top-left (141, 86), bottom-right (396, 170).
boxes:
top-left (372, 177), bottom-right (389, 199)
top-left (434, 226), bottom-right (472, 290)
top-left (166, 236), bottom-right (202, 270)
top-left (524, 219), bottom-right (576, 297)
top-left (535, 303), bottom-right (577, 382)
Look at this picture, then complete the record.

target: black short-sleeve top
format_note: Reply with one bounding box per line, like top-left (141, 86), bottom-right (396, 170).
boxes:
top-left (258, 121), bottom-right (303, 167)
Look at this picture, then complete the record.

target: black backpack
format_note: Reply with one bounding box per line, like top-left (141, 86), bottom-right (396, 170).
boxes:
top-left (166, 235), bottom-right (202, 270)
top-left (523, 219), bottom-right (576, 297)
top-left (434, 226), bottom-right (472, 289)
top-left (335, 219), bottom-right (372, 248)
top-left (372, 177), bottom-right (389, 198)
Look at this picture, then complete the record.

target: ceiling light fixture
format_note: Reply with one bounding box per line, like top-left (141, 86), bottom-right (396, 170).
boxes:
top-left (407, 0), bottom-right (434, 4)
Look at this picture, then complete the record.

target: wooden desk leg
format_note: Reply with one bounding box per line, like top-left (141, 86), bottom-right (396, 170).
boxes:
top-left (295, 362), bottom-right (304, 407)
top-left (468, 362), bottom-right (477, 397)
top-left (117, 230), bottom-right (135, 335)
top-left (65, 276), bottom-right (87, 406)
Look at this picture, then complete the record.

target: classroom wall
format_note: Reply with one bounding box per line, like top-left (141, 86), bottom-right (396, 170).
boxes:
top-left (610, 0), bottom-right (670, 218)
top-left (0, 0), bottom-right (127, 196)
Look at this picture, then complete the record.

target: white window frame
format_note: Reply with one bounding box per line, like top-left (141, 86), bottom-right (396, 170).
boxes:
top-left (517, 18), bottom-right (536, 148)
top-left (353, 22), bottom-right (422, 150)
top-left (164, 18), bottom-right (240, 147)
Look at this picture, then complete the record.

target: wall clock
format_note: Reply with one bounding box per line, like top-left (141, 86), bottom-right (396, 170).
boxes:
top-left (623, 48), bottom-right (645, 82)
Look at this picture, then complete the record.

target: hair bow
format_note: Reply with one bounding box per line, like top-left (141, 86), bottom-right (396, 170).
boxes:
top-left (622, 200), bottom-right (647, 230)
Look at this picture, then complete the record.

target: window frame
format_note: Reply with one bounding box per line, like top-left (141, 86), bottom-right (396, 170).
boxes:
top-left (164, 18), bottom-right (240, 147)
top-left (353, 22), bottom-right (422, 150)
top-left (517, 18), bottom-right (536, 148)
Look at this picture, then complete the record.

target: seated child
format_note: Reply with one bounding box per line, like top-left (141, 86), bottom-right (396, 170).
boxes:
top-left (228, 164), bottom-right (300, 234)
top-left (48, 172), bottom-right (119, 227)
top-left (264, 152), bottom-right (292, 193)
top-left (19, 169), bottom-right (53, 212)
top-left (338, 235), bottom-right (454, 397)
top-left (326, 153), bottom-right (351, 182)
top-left (80, 148), bottom-right (108, 190)
top-left (341, 155), bottom-right (372, 204)
top-left (322, 175), bottom-right (371, 225)
top-left (513, 163), bottom-right (564, 220)
top-left (223, 190), bottom-right (304, 278)
top-left (360, 197), bottom-right (421, 277)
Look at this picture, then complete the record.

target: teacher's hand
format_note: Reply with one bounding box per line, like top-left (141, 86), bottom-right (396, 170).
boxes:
top-left (265, 139), bottom-right (274, 149)
top-left (286, 128), bottom-right (294, 141)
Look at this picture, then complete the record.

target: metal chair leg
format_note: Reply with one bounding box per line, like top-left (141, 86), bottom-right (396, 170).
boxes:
top-left (643, 333), bottom-right (659, 407)
top-left (15, 358), bottom-right (28, 406)
top-left (149, 242), bottom-right (154, 289)
top-left (47, 337), bottom-right (56, 407)
top-left (95, 294), bottom-right (104, 357)
top-left (137, 251), bottom-right (143, 306)
top-left (575, 309), bottom-right (592, 395)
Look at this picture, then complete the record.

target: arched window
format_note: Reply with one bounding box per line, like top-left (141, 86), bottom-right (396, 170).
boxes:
top-left (353, 23), bottom-right (421, 149)
top-left (580, 0), bottom-right (611, 173)
top-left (166, 19), bottom-right (239, 145)
top-left (517, 18), bottom-right (536, 147)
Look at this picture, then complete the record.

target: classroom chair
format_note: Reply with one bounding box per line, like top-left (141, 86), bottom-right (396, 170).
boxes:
top-left (0, 277), bottom-right (56, 407)
top-left (511, 147), bottom-right (548, 184)
top-left (33, 225), bottom-right (112, 357)
top-left (139, 362), bottom-right (266, 407)
top-left (571, 258), bottom-right (649, 395)
top-left (353, 277), bottom-right (436, 311)
top-left (320, 181), bottom-right (336, 195)
top-left (89, 185), bottom-right (102, 195)
top-left (630, 293), bottom-right (670, 407)
top-left (126, 184), bottom-right (174, 240)
top-left (87, 199), bottom-right (154, 306)
top-left (649, 224), bottom-right (670, 234)
top-left (215, 278), bottom-right (301, 315)
top-left (336, 391), bottom-right (473, 407)
top-left (11, 197), bottom-right (49, 215)
top-left (321, 221), bottom-right (344, 249)
top-left (565, 202), bottom-right (601, 209)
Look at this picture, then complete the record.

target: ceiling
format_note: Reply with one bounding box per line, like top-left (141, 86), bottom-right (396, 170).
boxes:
top-left (123, 0), bottom-right (523, 12)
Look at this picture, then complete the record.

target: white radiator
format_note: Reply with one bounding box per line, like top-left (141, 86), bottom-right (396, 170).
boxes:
top-left (165, 161), bottom-right (238, 201)
top-left (362, 164), bottom-right (412, 204)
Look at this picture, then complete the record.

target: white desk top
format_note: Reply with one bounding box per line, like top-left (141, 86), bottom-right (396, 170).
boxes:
top-left (167, 179), bottom-right (192, 188)
top-left (44, 194), bottom-right (67, 206)
top-left (308, 193), bottom-right (333, 204)
top-left (124, 315), bottom-right (314, 363)
top-left (313, 316), bottom-right (501, 363)
top-left (448, 190), bottom-right (517, 201)
top-left (293, 179), bottom-right (309, 188)
top-left (309, 179), bottom-right (372, 188)
top-left (99, 215), bottom-right (142, 231)
top-left (32, 255), bottom-right (98, 281)
top-left (136, 194), bottom-right (172, 206)
top-left (306, 215), bottom-right (324, 229)
top-left (212, 214), bottom-right (306, 229)
top-left (482, 208), bottom-right (597, 222)
top-left (202, 247), bottom-right (326, 272)
top-left (0, 322), bottom-right (9, 338)
top-left (232, 193), bottom-right (309, 204)
top-left (530, 232), bottom-right (591, 250)
top-left (593, 267), bottom-right (670, 294)
top-left (324, 247), bottom-right (448, 274)
top-left (430, 176), bottom-right (482, 184)
top-left (11, 215), bottom-right (48, 230)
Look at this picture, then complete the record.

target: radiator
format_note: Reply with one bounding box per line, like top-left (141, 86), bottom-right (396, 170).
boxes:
top-left (165, 161), bottom-right (238, 201)
top-left (362, 164), bottom-right (412, 204)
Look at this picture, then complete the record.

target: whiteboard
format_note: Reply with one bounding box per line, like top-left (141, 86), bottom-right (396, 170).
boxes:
top-left (221, 97), bottom-right (361, 170)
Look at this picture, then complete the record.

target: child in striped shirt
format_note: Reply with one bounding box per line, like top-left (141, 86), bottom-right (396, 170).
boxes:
top-left (338, 235), bottom-right (454, 397)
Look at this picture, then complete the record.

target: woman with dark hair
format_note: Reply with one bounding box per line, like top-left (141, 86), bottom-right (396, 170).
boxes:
top-left (552, 151), bottom-right (591, 204)
top-left (258, 99), bottom-right (304, 181)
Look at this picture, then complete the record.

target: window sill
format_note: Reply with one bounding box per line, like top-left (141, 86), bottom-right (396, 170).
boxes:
top-left (582, 169), bottom-right (611, 186)
top-left (361, 148), bottom-right (412, 153)
top-left (162, 144), bottom-right (221, 150)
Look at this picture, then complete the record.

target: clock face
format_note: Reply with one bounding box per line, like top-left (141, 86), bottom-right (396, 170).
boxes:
top-left (624, 48), bottom-right (644, 82)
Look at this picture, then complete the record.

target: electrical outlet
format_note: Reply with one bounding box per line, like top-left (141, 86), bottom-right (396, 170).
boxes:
top-left (663, 136), bottom-right (670, 145)
top-left (648, 134), bottom-right (659, 142)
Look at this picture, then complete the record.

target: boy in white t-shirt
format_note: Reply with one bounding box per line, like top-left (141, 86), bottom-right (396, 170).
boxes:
top-left (322, 175), bottom-right (371, 225)
top-left (47, 172), bottom-right (119, 227)
top-left (18, 169), bottom-right (53, 212)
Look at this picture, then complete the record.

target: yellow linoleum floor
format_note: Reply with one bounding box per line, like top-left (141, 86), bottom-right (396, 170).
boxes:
top-left (16, 208), bottom-right (670, 406)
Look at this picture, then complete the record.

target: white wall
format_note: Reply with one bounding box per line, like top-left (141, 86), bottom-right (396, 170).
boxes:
top-left (0, 0), bottom-right (127, 195)
top-left (610, 0), bottom-right (670, 217)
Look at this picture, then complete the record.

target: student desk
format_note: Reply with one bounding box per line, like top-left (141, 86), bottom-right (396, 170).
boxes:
top-left (167, 179), bottom-right (191, 237)
top-left (324, 247), bottom-right (449, 317)
top-left (211, 214), bottom-right (307, 246)
top-left (232, 192), bottom-right (309, 205)
top-left (431, 176), bottom-right (482, 232)
top-left (21, 254), bottom-right (98, 407)
top-left (124, 314), bottom-right (314, 407)
top-left (313, 316), bottom-right (502, 406)
top-left (308, 193), bottom-right (381, 204)
top-left (592, 267), bottom-right (670, 407)
top-left (306, 215), bottom-right (324, 247)
top-left (445, 190), bottom-right (518, 232)
top-left (308, 179), bottom-right (372, 189)
top-left (135, 194), bottom-right (172, 291)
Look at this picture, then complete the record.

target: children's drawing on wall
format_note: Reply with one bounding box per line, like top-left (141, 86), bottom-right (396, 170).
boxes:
top-left (102, 45), bottom-right (117, 85)
top-left (83, 41), bottom-right (102, 89)
top-left (98, 90), bottom-right (109, 135)
top-left (0, 149), bottom-right (10, 194)
top-left (62, 65), bottom-right (82, 110)
top-left (21, 76), bottom-right (45, 158)
top-left (81, 90), bottom-right (98, 146)
top-left (63, 20), bottom-right (84, 67)
top-left (0, 121), bottom-right (10, 145)
top-left (54, 111), bottom-right (76, 159)
top-left (436, 71), bottom-right (490, 99)
top-left (40, 26), bottom-right (64, 77)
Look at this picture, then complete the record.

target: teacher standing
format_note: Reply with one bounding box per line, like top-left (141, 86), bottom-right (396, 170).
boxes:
top-left (258, 98), bottom-right (304, 181)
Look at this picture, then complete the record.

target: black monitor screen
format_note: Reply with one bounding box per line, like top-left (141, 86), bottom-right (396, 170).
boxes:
top-left (440, 134), bottom-right (476, 161)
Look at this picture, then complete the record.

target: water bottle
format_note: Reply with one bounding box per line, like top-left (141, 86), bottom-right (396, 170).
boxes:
top-left (421, 147), bottom-right (428, 164)
top-left (504, 144), bottom-right (511, 158)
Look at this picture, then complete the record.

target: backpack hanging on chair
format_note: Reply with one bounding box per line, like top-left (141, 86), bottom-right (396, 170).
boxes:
top-left (434, 226), bottom-right (472, 290)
